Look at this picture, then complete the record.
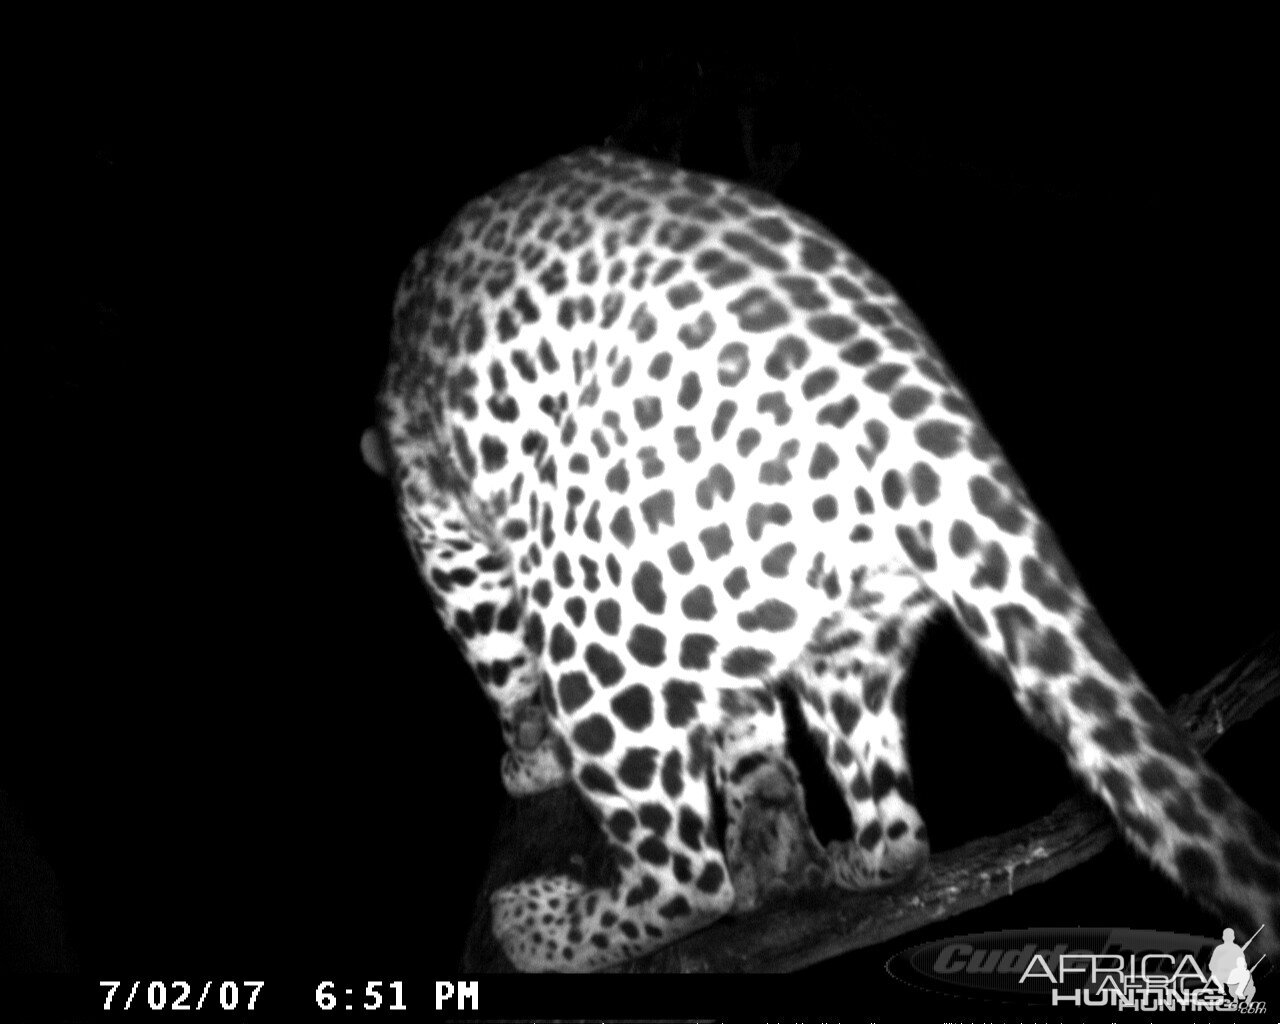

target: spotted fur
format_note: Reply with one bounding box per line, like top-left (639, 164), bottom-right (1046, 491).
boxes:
top-left (368, 149), bottom-right (1280, 971)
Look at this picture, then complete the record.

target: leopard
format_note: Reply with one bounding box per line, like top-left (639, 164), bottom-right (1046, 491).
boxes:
top-left (364, 148), bottom-right (1280, 972)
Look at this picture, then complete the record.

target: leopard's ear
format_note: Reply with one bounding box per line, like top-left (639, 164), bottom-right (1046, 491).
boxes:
top-left (360, 426), bottom-right (389, 477)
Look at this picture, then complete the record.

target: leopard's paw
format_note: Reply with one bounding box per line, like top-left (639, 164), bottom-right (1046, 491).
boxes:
top-left (501, 743), bottom-right (570, 796)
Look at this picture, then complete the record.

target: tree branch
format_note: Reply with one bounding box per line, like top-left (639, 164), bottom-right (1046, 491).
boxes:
top-left (463, 631), bottom-right (1279, 972)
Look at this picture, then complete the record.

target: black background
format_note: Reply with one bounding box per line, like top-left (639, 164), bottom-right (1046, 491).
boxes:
top-left (9, 24), bottom-right (1278, 1018)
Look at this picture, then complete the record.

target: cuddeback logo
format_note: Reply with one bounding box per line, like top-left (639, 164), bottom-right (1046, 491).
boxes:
top-left (886, 925), bottom-right (1270, 1011)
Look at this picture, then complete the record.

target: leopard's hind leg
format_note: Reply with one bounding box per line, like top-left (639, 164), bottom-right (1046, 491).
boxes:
top-left (787, 565), bottom-right (937, 890)
top-left (713, 687), bottom-right (828, 913)
top-left (491, 727), bottom-right (735, 971)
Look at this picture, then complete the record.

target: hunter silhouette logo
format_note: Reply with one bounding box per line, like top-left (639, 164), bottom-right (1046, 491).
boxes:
top-left (1209, 925), bottom-right (1266, 1004)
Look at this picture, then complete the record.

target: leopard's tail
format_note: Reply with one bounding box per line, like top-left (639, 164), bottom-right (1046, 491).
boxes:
top-left (919, 462), bottom-right (1280, 954)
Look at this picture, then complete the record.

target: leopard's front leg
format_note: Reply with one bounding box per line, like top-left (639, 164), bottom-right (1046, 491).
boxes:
top-left (501, 694), bottom-right (569, 796)
top-left (436, 535), bottom-right (570, 798)
top-left (369, 433), bottom-right (568, 797)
